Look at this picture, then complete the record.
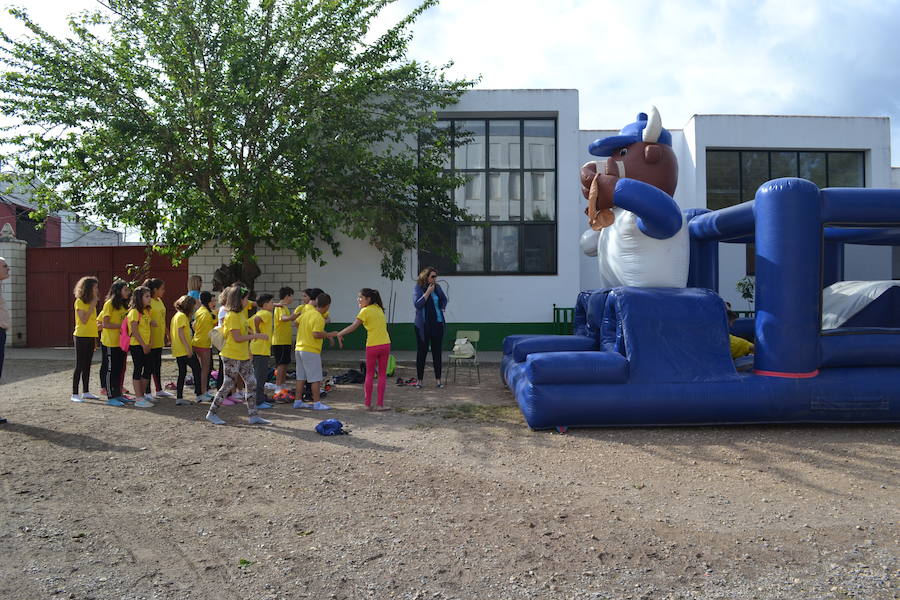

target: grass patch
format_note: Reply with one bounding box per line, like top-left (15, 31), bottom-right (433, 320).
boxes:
top-left (435, 403), bottom-right (522, 423)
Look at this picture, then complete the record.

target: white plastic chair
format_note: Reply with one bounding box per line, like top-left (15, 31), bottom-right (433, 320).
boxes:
top-left (447, 330), bottom-right (480, 384)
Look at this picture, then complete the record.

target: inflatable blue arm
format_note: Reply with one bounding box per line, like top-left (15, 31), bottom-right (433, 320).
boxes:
top-left (613, 178), bottom-right (683, 239)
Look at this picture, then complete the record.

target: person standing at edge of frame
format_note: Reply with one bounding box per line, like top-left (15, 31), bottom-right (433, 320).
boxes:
top-left (0, 257), bottom-right (9, 424)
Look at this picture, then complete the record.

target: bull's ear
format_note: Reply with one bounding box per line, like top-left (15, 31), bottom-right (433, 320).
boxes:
top-left (644, 144), bottom-right (662, 164)
top-left (580, 161), bottom-right (598, 200)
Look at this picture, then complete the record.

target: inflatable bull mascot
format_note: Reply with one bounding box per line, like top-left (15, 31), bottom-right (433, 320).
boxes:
top-left (580, 107), bottom-right (689, 287)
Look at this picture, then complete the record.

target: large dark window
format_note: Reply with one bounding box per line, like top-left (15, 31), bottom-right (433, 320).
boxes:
top-left (706, 149), bottom-right (865, 274)
top-left (419, 118), bottom-right (557, 275)
top-left (706, 149), bottom-right (865, 211)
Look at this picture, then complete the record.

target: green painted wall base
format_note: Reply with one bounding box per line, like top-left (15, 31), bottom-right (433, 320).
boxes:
top-left (321, 322), bottom-right (556, 352)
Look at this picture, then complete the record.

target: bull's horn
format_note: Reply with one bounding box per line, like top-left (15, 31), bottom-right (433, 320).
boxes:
top-left (643, 106), bottom-right (662, 143)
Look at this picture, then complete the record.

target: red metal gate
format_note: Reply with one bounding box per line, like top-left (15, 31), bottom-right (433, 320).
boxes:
top-left (25, 246), bottom-right (187, 347)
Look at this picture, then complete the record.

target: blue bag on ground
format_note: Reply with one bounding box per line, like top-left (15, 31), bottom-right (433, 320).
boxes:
top-left (315, 419), bottom-right (349, 436)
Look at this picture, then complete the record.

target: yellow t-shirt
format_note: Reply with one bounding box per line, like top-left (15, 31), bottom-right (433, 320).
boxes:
top-left (356, 304), bottom-right (390, 347)
top-left (191, 306), bottom-right (214, 349)
top-left (250, 309), bottom-right (273, 356)
top-left (73, 298), bottom-right (98, 338)
top-left (729, 334), bottom-right (754, 359)
top-left (149, 297), bottom-right (166, 348)
top-left (295, 309), bottom-right (325, 354)
top-left (272, 305), bottom-right (294, 346)
top-left (298, 303), bottom-right (330, 320)
top-left (99, 299), bottom-right (127, 348)
top-left (127, 308), bottom-right (152, 347)
top-left (170, 312), bottom-right (192, 358)
top-left (221, 310), bottom-right (250, 361)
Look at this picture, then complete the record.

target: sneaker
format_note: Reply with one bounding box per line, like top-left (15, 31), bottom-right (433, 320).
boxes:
top-left (205, 412), bottom-right (226, 425)
top-left (71, 394), bottom-right (84, 403)
top-left (221, 397), bottom-right (238, 406)
top-left (257, 402), bottom-right (274, 410)
top-left (175, 398), bottom-right (194, 406)
top-left (82, 392), bottom-right (99, 400)
top-left (436, 382), bottom-right (444, 389)
top-left (414, 383), bottom-right (422, 389)
top-left (292, 400), bottom-right (312, 409)
top-left (134, 398), bottom-right (155, 408)
top-left (100, 387), bottom-right (108, 397)
top-left (143, 394), bottom-right (153, 402)
top-left (106, 397), bottom-right (126, 407)
top-left (197, 393), bottom-right (214, 404)
top-left (120, 394), bottom-right (135, 403)
top-left (247, 415), bottom-right (271, 425)
top-left (311, 401), bottom-right (332, 410)
top-left (155, 390), bottom-right (175, 399)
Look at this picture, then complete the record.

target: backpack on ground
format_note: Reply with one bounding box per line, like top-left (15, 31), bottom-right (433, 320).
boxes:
top-left (315, 418), bottom-right (349, 436)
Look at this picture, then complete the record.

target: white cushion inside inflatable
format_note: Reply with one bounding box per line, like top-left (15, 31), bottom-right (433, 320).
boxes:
top-left (821, 280), bottom-right (900, 330)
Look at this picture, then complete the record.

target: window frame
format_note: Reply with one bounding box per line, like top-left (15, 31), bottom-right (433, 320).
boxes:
top-left (419, 117), bottom-right (559, 276)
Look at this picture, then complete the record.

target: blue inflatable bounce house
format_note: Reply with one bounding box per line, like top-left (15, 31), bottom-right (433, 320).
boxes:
top-left (502, 110), bottom-right (900, 431)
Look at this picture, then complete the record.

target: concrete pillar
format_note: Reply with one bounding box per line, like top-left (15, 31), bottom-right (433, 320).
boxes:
top-left (0, 223), bottom-right (27, 347)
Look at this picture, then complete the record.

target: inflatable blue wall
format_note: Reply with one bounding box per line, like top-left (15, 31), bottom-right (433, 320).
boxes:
top-left (503, 179), bottom-right (900, 429)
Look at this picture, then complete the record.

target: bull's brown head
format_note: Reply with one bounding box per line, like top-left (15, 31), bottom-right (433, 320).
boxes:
top-left (582, 108), bottom-right (678, 230)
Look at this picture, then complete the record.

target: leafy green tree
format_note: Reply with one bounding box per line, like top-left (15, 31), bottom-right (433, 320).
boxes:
top-left (0, 0), bottom-right (474, 286)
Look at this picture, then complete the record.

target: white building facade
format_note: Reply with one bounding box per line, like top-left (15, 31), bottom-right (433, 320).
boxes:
top-left (183, 90), bottom-right (897, 350)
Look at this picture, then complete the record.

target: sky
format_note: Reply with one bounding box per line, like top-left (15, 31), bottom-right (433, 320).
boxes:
top-left (4, 0), bottom-right (900, 162)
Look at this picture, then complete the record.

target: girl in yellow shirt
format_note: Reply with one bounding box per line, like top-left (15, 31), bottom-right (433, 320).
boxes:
top-left (170, 295), bottom-right (202, 405)
top-left (205, 284), bottom-right (271, 426)
top-left (127, 286), bottom-right (154, 408)
top-left (98, 280), bottom-right (131, 405)
top-left (143, 278), bottom-right (172, 401)
top-left (334, 288), bottom-right (391, 410)
top-left (191, 291), bottom-right (216, 401)
top-left (71, 276), bottom-right (100, 403)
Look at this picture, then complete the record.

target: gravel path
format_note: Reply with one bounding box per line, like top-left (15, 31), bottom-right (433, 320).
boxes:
top-left (0, 357), bottom-right (897, 599)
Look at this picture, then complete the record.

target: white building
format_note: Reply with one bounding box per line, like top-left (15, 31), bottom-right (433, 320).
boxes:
top-left (191, 89), bottom-right (900, 350)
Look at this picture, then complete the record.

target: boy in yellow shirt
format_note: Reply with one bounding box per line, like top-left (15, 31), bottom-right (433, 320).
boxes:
top-left (272, 287), bottom-right (299, 391)
top-left (293, 293), bottom-right (337, 410)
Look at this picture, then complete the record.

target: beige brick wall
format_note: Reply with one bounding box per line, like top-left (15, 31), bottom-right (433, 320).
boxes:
top-left (0, 236), bottom-right (27, 347)
top-left (187, 242), bottom-right (306, 295)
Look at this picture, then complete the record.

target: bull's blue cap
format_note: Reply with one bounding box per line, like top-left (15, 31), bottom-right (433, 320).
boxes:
top-left (589, 110), bottom-right (672, 157)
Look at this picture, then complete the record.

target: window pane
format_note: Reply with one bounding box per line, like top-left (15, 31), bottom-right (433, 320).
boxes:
top-left (799, 152), bottom-right (827, 188)
top-left (489, 120), bottom-right (520, 169)
top-left (524, 171), bottom-right (555, 221)
top-left (741, 151), bottom-right (769, 203)
top-left (456, 226), bottom-right (484, 272)
top-left (454, 172), bottom-right (485, 219)
top-left (523, 224), bottom-right (555, 273)
top-left (491, 225), bottom-right (519, 272)
top-left (828, 152), bottom-right (864, 187)
top-left (523, 120), bottom-right (555, 169)
top-left (418, 223), bottom-right (453, 275)
top-left (706, 151), bottom-right (740, 210)
top-left (454, 120), bottom-right (485, 169)
top-left (770, 151), bottom-right (797, 179)
top-left (488, 172), bottom-right (522, 221)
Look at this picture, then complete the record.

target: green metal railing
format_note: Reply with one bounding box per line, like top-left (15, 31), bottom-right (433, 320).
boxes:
top-left (552, 304), bottom-right (575, 335)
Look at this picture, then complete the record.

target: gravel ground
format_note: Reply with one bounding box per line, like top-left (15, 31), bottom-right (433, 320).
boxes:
top-left (0, 356), bottom-right (897, 600)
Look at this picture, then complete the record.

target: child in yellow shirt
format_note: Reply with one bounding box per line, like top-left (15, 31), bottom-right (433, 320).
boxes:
top-left (127, 286), bottom-right (154, 408)
top-left (170, 295), bottom-right (202, 405)
top-left (72, 276), bottom-right (100, 402)
top-left (250, 294), bottom-right (275, 410)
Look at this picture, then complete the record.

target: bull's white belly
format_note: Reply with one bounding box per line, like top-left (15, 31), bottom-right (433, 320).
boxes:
top-left (595, 208), bottom-right (689, 288)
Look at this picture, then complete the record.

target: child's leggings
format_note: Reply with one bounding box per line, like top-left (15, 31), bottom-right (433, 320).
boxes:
top-left (104, 346), bottom-right (127, 398)
top-left (130, 345), bottom-right (151, 381)
top-left (209, 358), bottom-right (258, 416)
top-left (73, 336), bottom-right (94, 395)
top-left (149, 347), bottom-right (163, 392)
top-left (364, 343), bottom-right (390, 407)
top-left (176, 355), bottom-right (202, 398)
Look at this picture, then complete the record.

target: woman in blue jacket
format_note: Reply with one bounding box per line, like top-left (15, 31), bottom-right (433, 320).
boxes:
top-left (413, 266), bottom-right (448, 388)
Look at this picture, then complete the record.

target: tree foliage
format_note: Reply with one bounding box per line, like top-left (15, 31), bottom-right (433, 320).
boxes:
top-left (0, 0), bottom-right (475, 283)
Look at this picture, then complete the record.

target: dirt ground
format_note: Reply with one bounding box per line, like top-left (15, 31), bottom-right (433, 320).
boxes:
top-left (0, 356), bottom-right (897, 600)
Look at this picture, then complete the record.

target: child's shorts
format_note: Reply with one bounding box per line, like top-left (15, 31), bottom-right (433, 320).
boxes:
top-left (295, 351), bottom-right (323, 383)
top-left (272, 344), bottom-right (292, 365)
